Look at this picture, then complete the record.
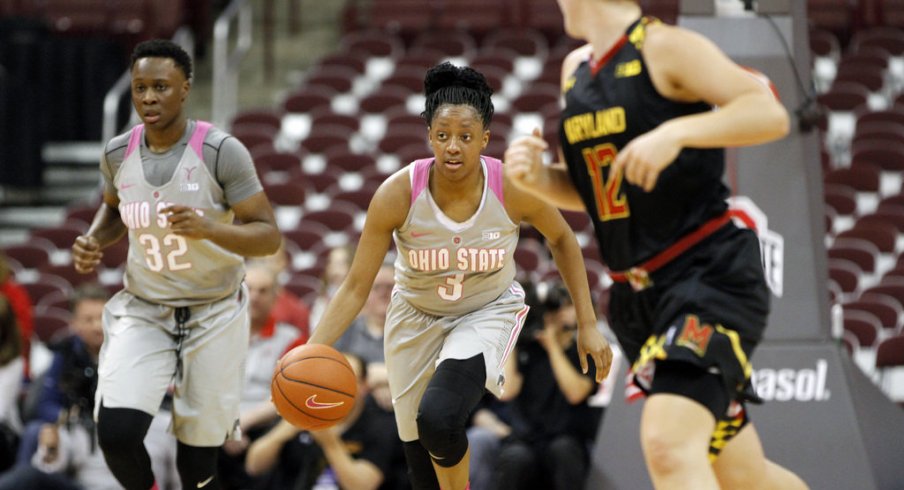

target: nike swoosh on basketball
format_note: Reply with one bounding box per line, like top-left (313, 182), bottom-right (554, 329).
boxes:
top-left (305, 395), bottom-right (345, 410)
top-left (411, 231), bottom-right (432, 237)
top-left (196, 475), bottom-right (214, 488)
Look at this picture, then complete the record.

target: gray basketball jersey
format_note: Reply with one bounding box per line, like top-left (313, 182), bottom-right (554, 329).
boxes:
top-left (393, 156), bottom-right (518, 316)
top-left (115, 121), bottom-right (244, 306)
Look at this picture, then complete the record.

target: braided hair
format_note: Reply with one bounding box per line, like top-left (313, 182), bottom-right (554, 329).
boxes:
top-left (422, 62), bottom-right (494, 128)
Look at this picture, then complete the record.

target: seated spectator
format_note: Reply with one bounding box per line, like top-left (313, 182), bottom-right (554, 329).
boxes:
top-left (0, 252), bottom-right (32, 379)
top-left (250, 237), bottom-right (312, 338)
top-left (309, 244), bottom-right (355, 329)
top-left (1, 284), bottom-right (178, 489)
top-left (491, 281), bottom-right (604, 490)
top-left (334, 261), bottom-right (394, 411)
top-left (218, 262), bottom-right (304, 489)
top-left (0, 295), bottom-right (23, 472)
top-left (245, 353), bottom-right (409, 490)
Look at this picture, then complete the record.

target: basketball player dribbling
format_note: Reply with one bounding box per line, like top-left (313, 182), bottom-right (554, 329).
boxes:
top-left (70, 39), bottom-right (280, 490)
top-left (307, 62), bottom-right (613, 490)
top-left (505, 1), bottom-right (808, 489)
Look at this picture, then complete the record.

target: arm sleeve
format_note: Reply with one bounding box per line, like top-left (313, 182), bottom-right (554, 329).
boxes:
top-left (215, 137), bottom-right (264, 205)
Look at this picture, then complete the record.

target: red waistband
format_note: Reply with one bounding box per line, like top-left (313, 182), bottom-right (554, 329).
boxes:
top-left (609, 211), bottom-right (734, 286)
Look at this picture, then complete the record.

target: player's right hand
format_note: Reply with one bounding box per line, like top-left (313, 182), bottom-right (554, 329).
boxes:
top-left (72, 235), bottom-right (103, 273)
top-left (504, 128), bottom-right (548, 188)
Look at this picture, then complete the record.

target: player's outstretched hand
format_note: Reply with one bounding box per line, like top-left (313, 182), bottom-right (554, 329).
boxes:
top-left (504, 128), bottom-right (548, 189)
top-left (161, 205), bottom-right (211, 240)
top-left (72, 235), bottom-right (103, 274)
top-left (577, 325), bottom-right (613, 383)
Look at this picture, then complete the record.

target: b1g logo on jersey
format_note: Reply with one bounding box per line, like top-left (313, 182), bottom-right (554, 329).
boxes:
top-left (482, 231), bottom-right (500, 240)
top-left (728, 196), bottom-right (784, 298)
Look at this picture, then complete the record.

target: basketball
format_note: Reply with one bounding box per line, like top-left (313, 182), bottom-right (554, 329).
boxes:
top-left (271, 343), bottom-right (358, 430)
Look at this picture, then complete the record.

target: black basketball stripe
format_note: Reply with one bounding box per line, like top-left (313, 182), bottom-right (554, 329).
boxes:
top-left (272, 375), bottom-right (341, 423)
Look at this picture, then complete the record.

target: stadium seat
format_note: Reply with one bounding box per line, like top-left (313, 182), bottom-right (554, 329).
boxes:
top-left (231, 109), bottom-right (283, 132)
top-left (824, 163), bottom-right (881, 193)
top-left (300, 124), bottom-right (354, 154)
top-left (829, 259), bottom-right (862, 296)
top-left (324, 147), bottom-right (377, 173)
top-left (382, 66), bottom-right (429, 94)
top-left (483, 28), bottom-right (549, 58)
top-left (254, 150), bottom-right (302, 174)
top-left (2, 243), bottom-right (52, 270)
top-left (410, 30), bottom-right (477, 58)
top-left (843, 309), bottom-right (882, 347)
top-left (339, 29), bottom-right (405, 59)
top-left (264, 182), bottom-right (308, 207)
top-left (838, 222), bottom-right (898, 253)
top-left (39, 265), bottom-right (97, 288)
top-left (828, 238), bottom-right (881, 274)
top-left (303, 66), bottom-right (359, 94)
top-left (283, 86), bottom-right (338, 114)
top-left (309, 107), bottom-right (361, 132)
top-left (33, 308), bottom-right (70, 344)
top-left (30, 224), bottom-right (86, 250)
top-left (359, 86), bottom-right (411, 114)
top-left (845, 294), bottom-right (902, 331)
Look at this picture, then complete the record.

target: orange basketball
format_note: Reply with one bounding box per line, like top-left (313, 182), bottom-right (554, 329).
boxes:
top-left (271, 343), bottom-right (357, 430)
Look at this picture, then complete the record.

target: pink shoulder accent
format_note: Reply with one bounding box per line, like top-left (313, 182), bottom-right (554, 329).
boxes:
top-left (189, 121), bottom-right (213, 158)
top-left (410, 158), bottom-right (434, 205)
top-left (123, 124), bottom-right (144, 159)
top-left (483, 155), bottom-right (504, 203)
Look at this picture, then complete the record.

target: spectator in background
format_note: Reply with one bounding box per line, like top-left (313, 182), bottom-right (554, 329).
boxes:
top-left (334, 261), bottom-right (393, 411)
top-left (245, 353), bottom-right (409, 490)
top-left (218, 262), bottom-right (303, 489)
top-left (1, 284), bottom-right (179, 489)
top-left (492, 281), bottom-right (604, 490)
top-left (308, 244), bottom-right (355, 329)
top-left (250, 238), bottom-right (312, 338)
top-left (0, 251), bottom-right (32, 379)
top-left (17, 284), bottom-right (109, 464)
top-left (0, 294), bottom-right (23, 472)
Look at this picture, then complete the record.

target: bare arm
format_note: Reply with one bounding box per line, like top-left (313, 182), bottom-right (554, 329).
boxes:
top-left (245, 420), bottom-right (299, 476)
top-left (72, 190), bottom-right (127, 273)
top-left (504, 45), bottom-right (593, 211)
top-left (307, 172), bottom-right (408, 346)
top-left (162, 190), bottom-right (280, 257)
top-left (611, 24), bottom-right (790, 191)
top-left (507, 180), bottom-right (612, 382)
top-left (536, 327), bottom-right (595, 405)
top-left (311, 429), bottom-right (384, 490)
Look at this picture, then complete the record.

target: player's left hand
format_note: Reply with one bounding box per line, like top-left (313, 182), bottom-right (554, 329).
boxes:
top-left (576, 325), bottom-right (613, 383)
top-left (161, 205), bottom-right (211, 239)
top-left (610, 124), bottom-right (682, 192)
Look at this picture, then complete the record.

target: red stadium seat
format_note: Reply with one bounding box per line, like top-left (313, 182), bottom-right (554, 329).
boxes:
top-left (483, 29), bottom-right (549, 57)
top-left (828, 238), bottom-right (880, 274)
top-left (30, 223), bottom-right (86, 250)
top-left (845, 295), bottom-right (902, 331)
top-left (843, 309), bottom-right (882, 348)
top-left (2, 243), bottom-right (52, 270)
top-left (340, 29), bottom-right (405, 58)
top-left (411, 30), bottom-right (477, 58)
top-left (254, 150), bottom-right (302, 174)
top-left (824, 163), bottom-right (881, 193)
top-left (324, 147), bottom-right (377, 173)
top-left (264, 182), bottom-right (308, 206)
top-left (33, 308), bottom-right (70, 344)
top-left (282, 86), bottom-right (337, 114)
top-left (829, 259), bottom-right (862, 295)
top-left (837, 222), bottom-right (898, 253)
top-left (231, 109), bottom-right (283, 132)
top-left (359, 86), bottom-right (410, 114)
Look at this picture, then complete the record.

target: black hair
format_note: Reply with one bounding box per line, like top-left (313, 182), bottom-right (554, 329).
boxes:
top-left (422, 61), bottom-right (494, 128)
top-left (131, 39), bottom-right (193, 81)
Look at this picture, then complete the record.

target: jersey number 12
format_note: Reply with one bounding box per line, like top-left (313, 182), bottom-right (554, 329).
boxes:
top-left (582, 143), bottom-right (629, 221)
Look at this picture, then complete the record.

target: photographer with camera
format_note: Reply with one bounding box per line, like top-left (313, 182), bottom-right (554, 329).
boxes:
top-left (490, 280), bottom-right (605, 490)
